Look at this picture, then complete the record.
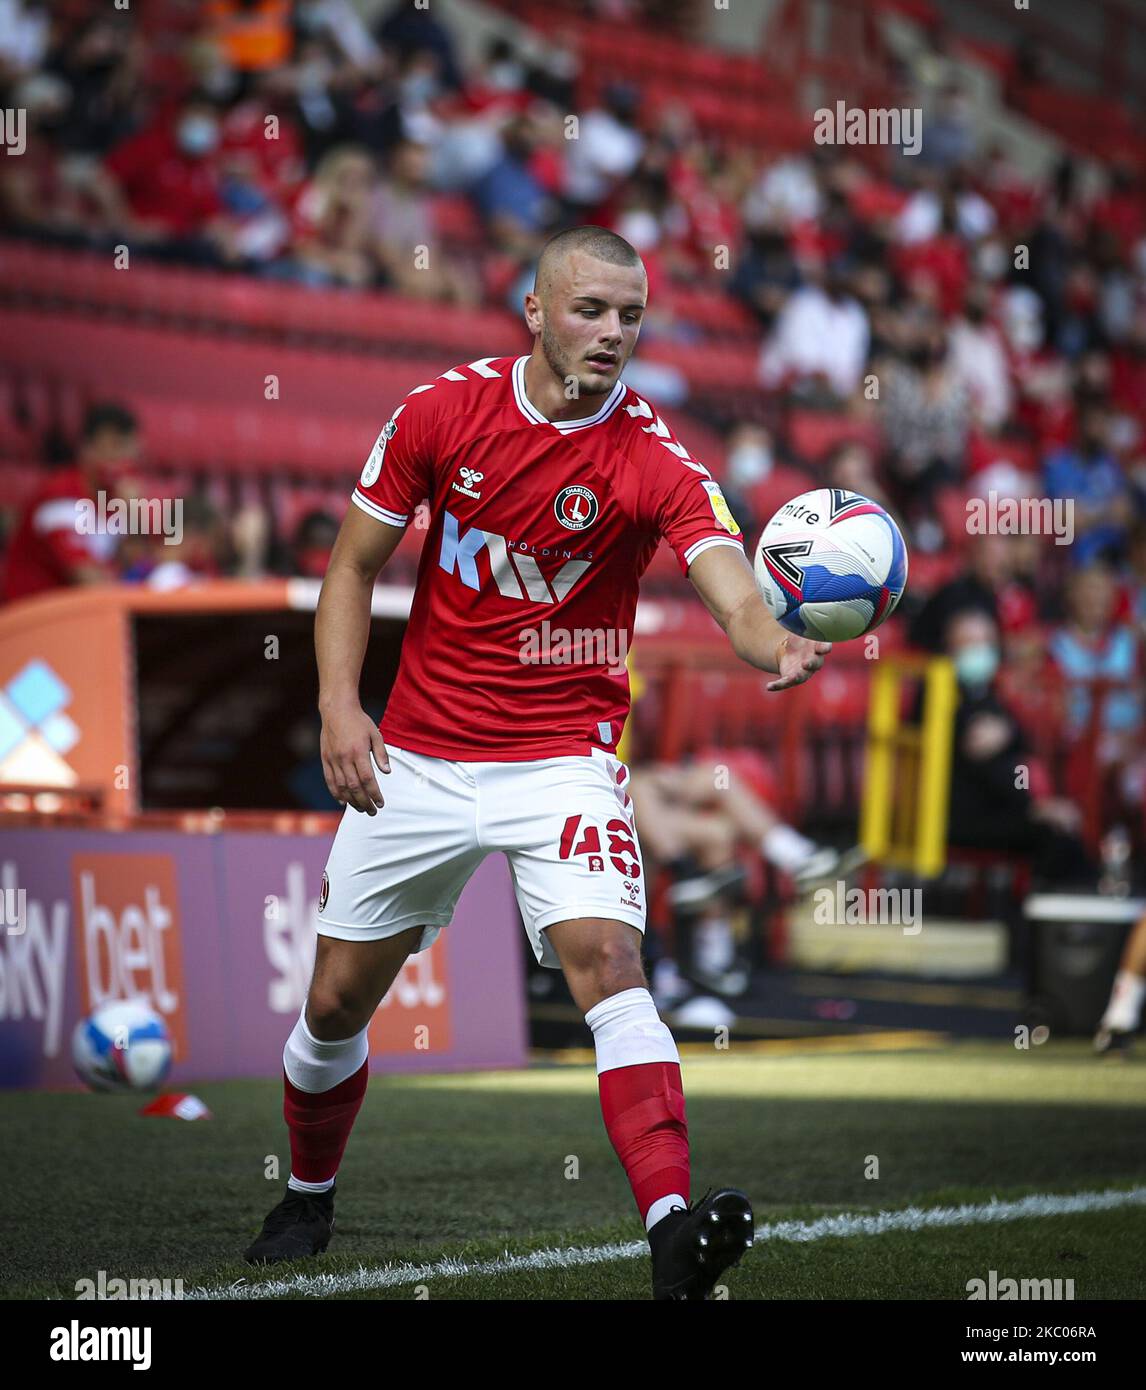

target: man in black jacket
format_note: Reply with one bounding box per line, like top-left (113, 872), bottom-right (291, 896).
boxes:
top-left (945, 609), bottom-right (1093, 884)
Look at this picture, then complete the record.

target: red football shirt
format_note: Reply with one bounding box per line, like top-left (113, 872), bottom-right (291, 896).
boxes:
top-left (1, 468), bottom-right (116, 603)
top-left (354, 353), bottom-right (744, 760)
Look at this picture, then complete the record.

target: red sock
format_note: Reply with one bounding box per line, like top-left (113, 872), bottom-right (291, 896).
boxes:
top-left (283, 1060), bottom-right (368, 1185)
top-left (598, 1060), bottom-right (690, 1223)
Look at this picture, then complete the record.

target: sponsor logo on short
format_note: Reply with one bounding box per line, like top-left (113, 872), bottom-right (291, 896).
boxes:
top-left (554, 485), bottom-right (599, 530)
top-left (452, 466), bottom-right (484, 499)
top-left (318, 871), bottom-right (329, 914)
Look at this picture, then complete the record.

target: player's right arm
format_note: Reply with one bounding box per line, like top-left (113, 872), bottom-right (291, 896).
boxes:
top-left (316, 506), bottom-right (405, 814)
top-left (317, 391), bottom-right (434, 814)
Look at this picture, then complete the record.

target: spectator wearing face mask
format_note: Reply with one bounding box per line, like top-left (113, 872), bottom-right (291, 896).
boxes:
top-left (101, 95), bottom-right (241, 262)
top-left (944, 609), bottom-right (1093, 884)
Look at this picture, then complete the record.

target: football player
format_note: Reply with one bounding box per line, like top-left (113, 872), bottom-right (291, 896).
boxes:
top-left (245, 226), bottom-right (831, 1298)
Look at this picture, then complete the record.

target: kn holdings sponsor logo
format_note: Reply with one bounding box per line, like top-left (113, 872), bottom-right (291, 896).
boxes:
top-left (71, 855), bottom-right (187, 1061)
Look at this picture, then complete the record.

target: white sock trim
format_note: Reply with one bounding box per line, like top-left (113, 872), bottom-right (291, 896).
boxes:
top-left (283, 1007), bottom-right (370, 1093)
top-left (585, 987), bottom-right (680, 1075)
top-left (645, 1193), bottom-right (687, 1232)
top-left (1101, 971), bottom-right (1146, 1033)
top-left (287, 1175), bottom-right (335, 1194)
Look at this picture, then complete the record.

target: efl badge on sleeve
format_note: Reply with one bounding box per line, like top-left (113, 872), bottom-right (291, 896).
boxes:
top-left (703, 481), bottom-right (739, 535)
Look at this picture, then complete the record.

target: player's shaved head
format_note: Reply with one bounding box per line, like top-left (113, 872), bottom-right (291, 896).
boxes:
top-left (523, 226), bottom-right (648, 409)
top-left (534, 226), bottom-right (644, 299)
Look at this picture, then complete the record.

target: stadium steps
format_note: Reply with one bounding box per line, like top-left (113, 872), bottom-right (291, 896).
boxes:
top-left (0, 244), bottom-right (765, 402)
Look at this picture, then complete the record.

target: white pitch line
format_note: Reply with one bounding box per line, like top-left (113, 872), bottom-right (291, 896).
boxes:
top-left (184, 1184), bottom-right (1146, 1301)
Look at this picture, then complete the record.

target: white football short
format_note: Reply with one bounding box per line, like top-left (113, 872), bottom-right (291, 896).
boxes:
top-left (317, 743), bottom-right (645, 967)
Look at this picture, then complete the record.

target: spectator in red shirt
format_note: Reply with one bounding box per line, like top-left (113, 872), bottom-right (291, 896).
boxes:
top-left (1, 403), bottom-right (141, 604)
top-left (101, 95), bottom-right (240, 262)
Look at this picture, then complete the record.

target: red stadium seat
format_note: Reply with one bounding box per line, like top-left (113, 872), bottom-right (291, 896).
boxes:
top-left (786, 411), bottom-right (881, 467)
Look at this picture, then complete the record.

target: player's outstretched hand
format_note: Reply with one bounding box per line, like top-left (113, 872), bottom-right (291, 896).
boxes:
top-left (767, 634), bottom-right (832, 692)
top-left (320, 704), bottom-right (391, 814)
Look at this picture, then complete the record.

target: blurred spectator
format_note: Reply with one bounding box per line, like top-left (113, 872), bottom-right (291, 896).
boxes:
top-left (759, 257), bottom-right (870, 403)
top-left (563, 81), bottom-right (644, 214)
top-left (0, 73), bottom-right (112, 241)
top-left (278, 143), bottom-right (379, 287)
top-left (1, 403), bottom-right (140, 603)
top-left (374, 137), bottom-right (475, 302)
top-left (945, 610), bottom-right (1094, 884)
top-left (289, 508), bottom-right (339, 579)
top-left (41, 9), bottom-right (142, 156)
top-left (471, 109), bottom-right (560, 262)
top-left (631, 755), bottom-right (841, 999)
top-left (100, 93), bottom-right (244, 263)
top-left (121, 493), bottom-right (228, 590)
top-left (910, 535), bottom-right (1036, 652)
top-left (0, 0), bottom-right (49, 81)
top-left (948, 280), bottom-right (1013, 431)
top-left (1049, 565), bottom-right (1143, 745)
top-left (882, 314), bottom-right (970, 524)
top-left (204, 0), bottom-right (293, 77)
top-left (1121, 523), bottom-right (1146, 632)
top-left (729, 222), bottom-right (800, 330)
top-left (373, 0), bottom-right (464, 93)
top-left (1043, 403), bottom-right (1135, 563)
top-left (825, 439), bottom-right (890, 506)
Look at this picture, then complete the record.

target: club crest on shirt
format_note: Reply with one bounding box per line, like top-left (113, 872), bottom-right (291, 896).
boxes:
top-left (361, 415), bottom-right (399, 488)
top-left (554, 485), bottom-right (599, 531)
top-left (702, 480), bottom-right (739, 535)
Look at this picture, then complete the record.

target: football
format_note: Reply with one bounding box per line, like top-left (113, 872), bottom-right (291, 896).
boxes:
top-left (753, 489), bottom-right (909, 642)
top-left (72, 1000), bottom-right (173, 1093)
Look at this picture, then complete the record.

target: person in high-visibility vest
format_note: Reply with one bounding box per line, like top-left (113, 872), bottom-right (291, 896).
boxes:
top-left (205, 0), bottom-right (293, 73)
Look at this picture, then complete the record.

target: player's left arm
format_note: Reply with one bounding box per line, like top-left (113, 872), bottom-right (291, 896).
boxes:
top-left (688, 544), bottom-right (832, 692)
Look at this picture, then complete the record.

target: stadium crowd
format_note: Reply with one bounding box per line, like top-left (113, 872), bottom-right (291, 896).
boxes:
top-left (0, 1), bottom-right (1143, 892)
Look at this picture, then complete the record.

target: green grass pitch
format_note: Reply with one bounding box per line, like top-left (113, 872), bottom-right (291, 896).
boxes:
top-left (3, 1038), bottom-right (1144, 1300)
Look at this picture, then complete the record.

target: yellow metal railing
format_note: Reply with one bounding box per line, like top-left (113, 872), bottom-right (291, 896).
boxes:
top-left (859, 655), bottom-right (958, 877)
